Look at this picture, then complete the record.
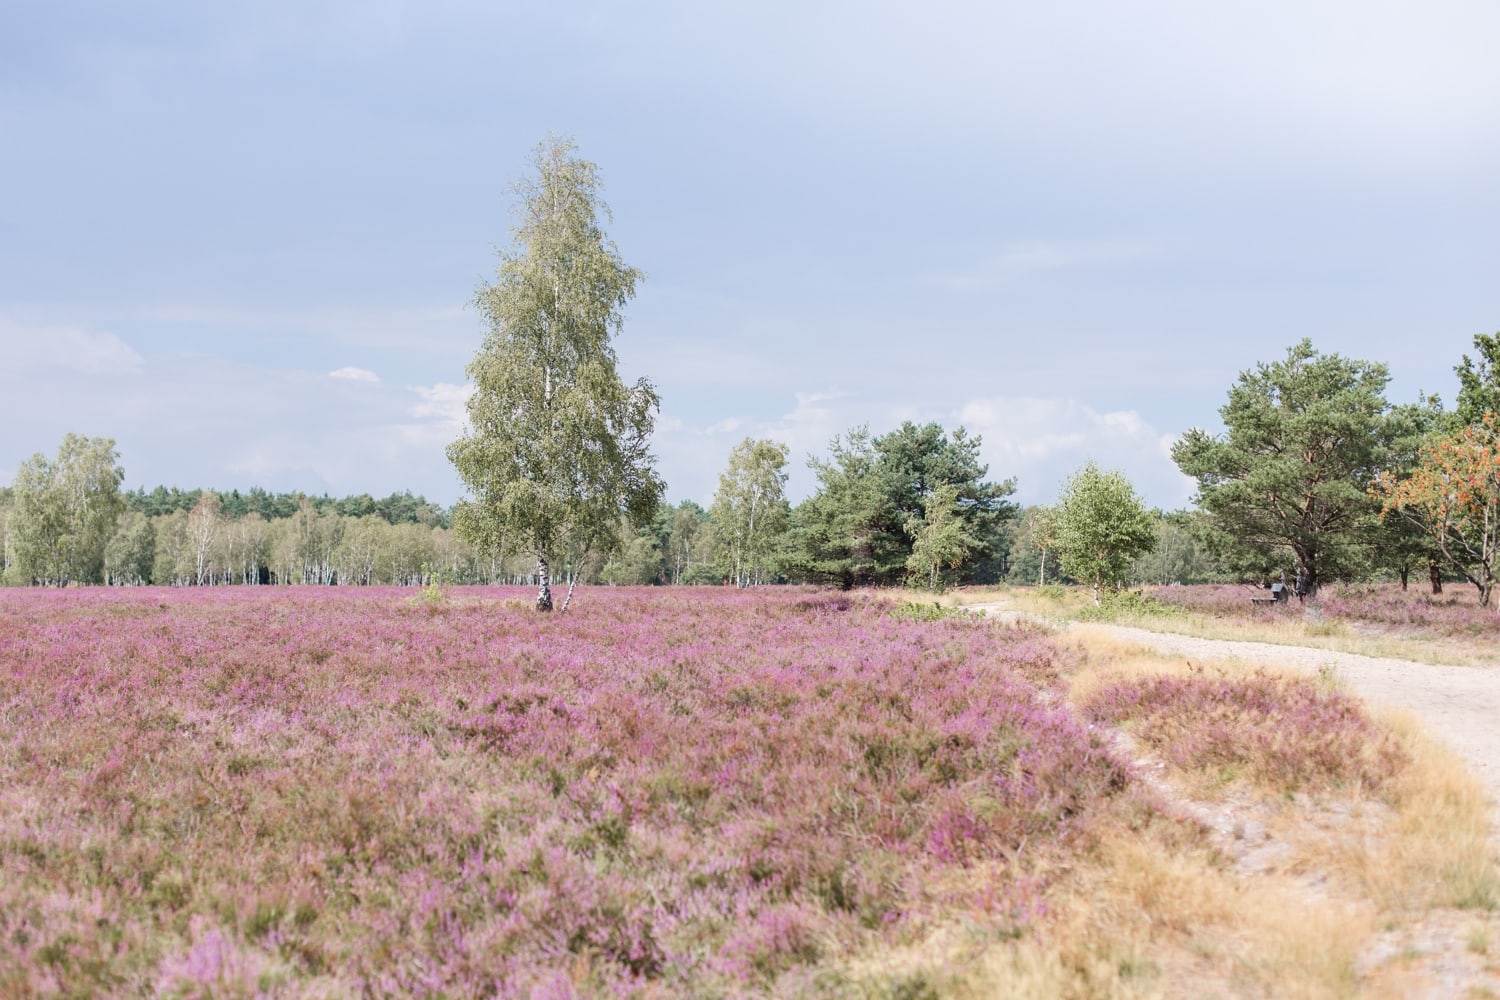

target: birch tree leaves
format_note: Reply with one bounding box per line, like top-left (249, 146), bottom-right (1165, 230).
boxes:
top-left (448, 136), bottom-right (664, 611)
top-left (6, 434), bottom-right (124, 586)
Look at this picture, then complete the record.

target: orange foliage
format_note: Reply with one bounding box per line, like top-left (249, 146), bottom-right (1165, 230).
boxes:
top-left (1373, 413), bottom-right (1500, 608)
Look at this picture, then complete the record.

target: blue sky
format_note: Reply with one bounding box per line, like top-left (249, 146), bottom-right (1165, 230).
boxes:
top-left (3, 1), bottom-right (1497, 509)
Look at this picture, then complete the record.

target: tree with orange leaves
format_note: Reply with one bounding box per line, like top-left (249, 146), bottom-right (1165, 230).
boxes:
top-left (1373, 413), bottom-right (1500, 609)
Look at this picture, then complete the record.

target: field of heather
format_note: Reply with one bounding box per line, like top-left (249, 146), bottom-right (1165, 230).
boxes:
top-left (1146, 582), bottom-right (1500, 641)
top-left (5, 585), bottom-right (1467, 997)
top-left (0, 586), bottom-right (1150, 996)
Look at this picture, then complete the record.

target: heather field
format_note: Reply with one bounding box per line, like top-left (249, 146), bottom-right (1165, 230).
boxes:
top-left (1, 586), bottom-right (1148, 996)
top-left (4, 585), bottom-right (1485, 997)
top-left (1146, 582), bottom-right (1500, 642)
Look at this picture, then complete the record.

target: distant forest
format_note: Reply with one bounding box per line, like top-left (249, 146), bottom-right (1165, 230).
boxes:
top-left (5, 331), bottom-right (1498, 600)
top-left (123, 486), bottom-right (450, 529)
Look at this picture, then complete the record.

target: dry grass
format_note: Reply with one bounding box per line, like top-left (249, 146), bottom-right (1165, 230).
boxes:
top-left (1330, 710), bottom-right (1499, 914)
top-left (836, 810), bottom-right (1373, 999)
top-left (1042, 625), bottom-right (1492, 997)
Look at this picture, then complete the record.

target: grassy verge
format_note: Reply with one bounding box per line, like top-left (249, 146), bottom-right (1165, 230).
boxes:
top-left (1055, 627), bottom-right (1498, 997)
top-left (852, 608), bottom-right (1500, 996)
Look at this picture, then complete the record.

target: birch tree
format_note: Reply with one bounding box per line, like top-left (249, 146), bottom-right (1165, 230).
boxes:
top-left (449, 135), bottom-right (664, 611)
top-left (906, 483), bottom-right (980, 590)
top-left (1054, 463), bottom-right (1157, 603)
top-left (104, 511), bottom-right (155, 585)
top-left (711, 438), bottom-right (789, 587)
top-left (8, 434), bottom-right (125, 586)
top-left (186, 492), bottom-right (222, 586)
top-left (667, 501), bottom-right (707, 585)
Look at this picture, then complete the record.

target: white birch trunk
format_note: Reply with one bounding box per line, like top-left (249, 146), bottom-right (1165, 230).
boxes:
top-left (536, 553), bottom-right (554, 611)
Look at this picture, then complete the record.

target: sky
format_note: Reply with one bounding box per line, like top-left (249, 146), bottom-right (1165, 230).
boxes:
top-left (3, 1), bottom-right (1498, 510)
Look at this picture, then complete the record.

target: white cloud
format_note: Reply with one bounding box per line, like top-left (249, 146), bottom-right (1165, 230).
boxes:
top-left (650, 389), bottom-right (861, 503)
top-left (407, 382), bottom-right (472, 426)
top-left (329, 366), bottom-right (380, 383)
top-left (0, 323), bottom-right (143, 377)
top-left (955, 396), bottom-right (1197, 508)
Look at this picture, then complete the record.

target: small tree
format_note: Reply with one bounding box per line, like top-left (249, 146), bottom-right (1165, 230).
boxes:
top-left (1373, 415), bottom-right (1500, 609)
top-left (1054, 463), bottom-right (1157, 603)
top-left (905, 483), bottom-right (980, 590)
top-left (8, 434), bottom-right (125, 586)
top-left (710, 438), bottom-right (790, 588)
top-left (1029, 506), bottom-right (1059, 585)
top-left (449, 135), bottom-right (664, 611)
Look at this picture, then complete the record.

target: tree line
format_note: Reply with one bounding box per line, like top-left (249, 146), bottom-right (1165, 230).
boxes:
top-left (5, 134), bottom-right (1497, 609)
top-left (8, 329), bottom-right (1497, 600)
top-left (0, 467), bottom-right (471, 588)
top-left (0, 420), bottom-right (1027, 590)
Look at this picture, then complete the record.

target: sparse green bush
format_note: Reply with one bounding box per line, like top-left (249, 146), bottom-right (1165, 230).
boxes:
top-left (1075, 589), bottom-right (1177, 622)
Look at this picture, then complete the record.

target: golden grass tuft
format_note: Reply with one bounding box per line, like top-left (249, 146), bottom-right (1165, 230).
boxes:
top-left (1319, 709), bottom-right (1500, 914)
top-left (838, 814), bottom-right (1373, 999)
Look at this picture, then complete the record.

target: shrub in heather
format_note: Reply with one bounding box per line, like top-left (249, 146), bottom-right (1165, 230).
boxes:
top-left (1083, 668), bottom-right (1405, 794)
top-left (0, 586), bottom-right (1132, 996)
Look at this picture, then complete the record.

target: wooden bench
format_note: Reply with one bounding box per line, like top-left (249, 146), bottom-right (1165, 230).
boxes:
top-left (1251, 583), bottom-right (1289, 605)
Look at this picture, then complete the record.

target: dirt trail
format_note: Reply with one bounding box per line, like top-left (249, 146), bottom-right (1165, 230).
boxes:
top-left (970, 601), bottom-right (1500, 996)
top-left (969, 603), bottom-right (1500, 813)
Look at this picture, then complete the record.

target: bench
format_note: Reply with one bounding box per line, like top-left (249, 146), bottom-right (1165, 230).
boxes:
top-left (1251, 583), bottom-right (1290, 605)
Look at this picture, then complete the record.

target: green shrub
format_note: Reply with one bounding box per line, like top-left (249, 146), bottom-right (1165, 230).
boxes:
top-left (1075, 589), bottom-right (1177, 622)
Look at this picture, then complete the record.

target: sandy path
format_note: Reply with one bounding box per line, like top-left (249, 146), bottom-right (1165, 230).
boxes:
top-left (968, 602), bottom-right (1500, 995)
top-left (970, 603), bottom-right (1500, 812)
top-left (1088, 624), bottom-right (1500, 807)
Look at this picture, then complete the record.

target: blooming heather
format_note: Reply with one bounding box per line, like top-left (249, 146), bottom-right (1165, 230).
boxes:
top-left (1148, 582), bottom-right (1500, 639)
top-left (0, 587), bottom-right (1132, 996)
top-left (1084, 669), bottom-right (1405, 794)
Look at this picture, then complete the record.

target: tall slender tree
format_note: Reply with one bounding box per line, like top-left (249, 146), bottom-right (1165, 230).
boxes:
top-left (449, 135), bottom-right (664, 611)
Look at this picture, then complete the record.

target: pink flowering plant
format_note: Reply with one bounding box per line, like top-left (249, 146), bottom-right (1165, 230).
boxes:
top-left (1083, 667), bottom-right (1405, 794)
top-left (0, 587), bottom-right (1136, 996)
top-left (1147, 582), bottom-right (1500, 640)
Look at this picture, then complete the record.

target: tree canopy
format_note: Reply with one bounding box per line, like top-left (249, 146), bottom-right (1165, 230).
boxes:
top-left (1455, 332), bottom-right (1500, 426)
top-left (6, 434), bottom-right (125, 587)
top-left (786, 421), bottom-right (1015, 588)
top-left (1374, 414), bottom-right (1500, 608)
top-left (711, 438), bottom-right (790, 588)
top-left (1172, 340), bottom-right (1393, 593)
top-left (448, 135), bottom-right (664, 610)
top-left (1053, 463), bottom-right (1156, 601)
